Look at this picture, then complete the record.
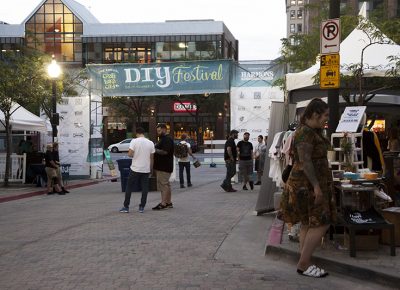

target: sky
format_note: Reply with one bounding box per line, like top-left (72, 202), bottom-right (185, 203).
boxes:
top-left (0, 0), bottom-right (287, 61)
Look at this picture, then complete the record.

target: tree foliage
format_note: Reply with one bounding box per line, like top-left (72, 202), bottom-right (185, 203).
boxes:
top-left (0, 49), bottom-right (51, 186)
top-left (279, 2), bottom-right (399, 73)
top-left (340, 17), bottom-right (400, 105)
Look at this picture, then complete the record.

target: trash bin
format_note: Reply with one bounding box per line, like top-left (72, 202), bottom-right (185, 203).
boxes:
top-left (61, 164), bottom-right (71, 185)
top-left (116, 159), bottom-right (132, 192)
top-left (116, 158), bottom-right (157, 193)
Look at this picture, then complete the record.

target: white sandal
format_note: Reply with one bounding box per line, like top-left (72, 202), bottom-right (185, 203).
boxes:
top-left (297, 265), bottom-right (329, 278)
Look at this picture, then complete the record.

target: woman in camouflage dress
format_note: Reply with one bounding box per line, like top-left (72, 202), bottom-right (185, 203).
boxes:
top-left (281, 98), bottom-right (336, 278)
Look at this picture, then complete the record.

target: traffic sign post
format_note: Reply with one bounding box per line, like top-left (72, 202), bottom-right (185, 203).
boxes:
top-left (321, 18), bottom-right (340, 54)
top-left (320, 54), bottom-right (340, 89)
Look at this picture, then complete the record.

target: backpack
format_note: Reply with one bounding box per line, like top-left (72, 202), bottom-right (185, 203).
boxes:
top-left (174, 142), bottom-right (188, 158)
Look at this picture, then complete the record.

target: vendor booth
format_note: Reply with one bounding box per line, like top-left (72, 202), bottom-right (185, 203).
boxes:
top-left (0, 103), bottom-right (47, 183)
top-left (265, 9), bottom-right (400, 258)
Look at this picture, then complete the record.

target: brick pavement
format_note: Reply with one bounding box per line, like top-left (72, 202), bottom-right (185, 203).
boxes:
top-left (0, 166), bottom-right (395, 289)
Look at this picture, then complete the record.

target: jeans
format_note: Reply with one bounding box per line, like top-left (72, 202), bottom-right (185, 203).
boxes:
top-left (222, 160), bottom-right (236, 189)
top-left (123, 170), bottom-right (149, 208)
top-left (178, 162), bottom-right (191, 185)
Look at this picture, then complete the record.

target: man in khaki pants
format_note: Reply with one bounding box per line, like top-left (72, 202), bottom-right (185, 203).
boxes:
top-left (152, 123), bottom-right (174, 210)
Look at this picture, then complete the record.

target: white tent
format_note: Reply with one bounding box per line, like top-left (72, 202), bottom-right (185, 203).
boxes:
top-left (286, 8), bottom-right (400, 92)
top-left (0, 103), bottom-right (47, 132)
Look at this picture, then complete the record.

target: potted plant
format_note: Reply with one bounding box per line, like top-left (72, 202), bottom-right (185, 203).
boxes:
top-left (340, 132), bottom-right (356, 172)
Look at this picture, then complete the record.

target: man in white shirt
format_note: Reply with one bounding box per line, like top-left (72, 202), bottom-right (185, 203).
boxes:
top-left (254, 135), bottom-right (267, 185)
top-left (119, 127), bottom-right (155, 213)
top-left (177, 134), bottom-right (194, 188)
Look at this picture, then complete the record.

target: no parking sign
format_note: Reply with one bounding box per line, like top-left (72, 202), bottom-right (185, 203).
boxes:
top-left (321, 18), bottom-right (340, 54)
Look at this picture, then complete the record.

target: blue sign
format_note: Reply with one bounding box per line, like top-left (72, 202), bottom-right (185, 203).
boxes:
top-left (87, 60), bottom-right (232, 97)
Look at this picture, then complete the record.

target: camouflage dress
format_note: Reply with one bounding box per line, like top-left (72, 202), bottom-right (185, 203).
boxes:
top-left (280, 125), bottom-right (337, 227)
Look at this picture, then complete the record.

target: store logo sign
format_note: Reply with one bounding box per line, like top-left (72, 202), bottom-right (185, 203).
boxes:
top-left (173, 102), bottom-right (197, 112)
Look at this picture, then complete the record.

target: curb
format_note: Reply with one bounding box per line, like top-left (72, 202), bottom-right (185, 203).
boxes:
top-left (0, 177), bottom-right (118, 204)
top-left (265, 244), bottom-right (400, 288)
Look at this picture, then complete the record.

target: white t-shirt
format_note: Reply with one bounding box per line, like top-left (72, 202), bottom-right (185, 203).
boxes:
top-left (178, 140), bottom-right (191, 162)
top-left (129, 137), bottom-right (155, 173)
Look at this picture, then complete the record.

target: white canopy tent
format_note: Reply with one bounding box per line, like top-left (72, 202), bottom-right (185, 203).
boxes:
top-left (0, 103), bottom-right (47, 132)
top-left (286, 6), bottom-right (400, 92)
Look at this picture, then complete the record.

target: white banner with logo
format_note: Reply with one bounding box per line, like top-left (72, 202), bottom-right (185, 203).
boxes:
top-left (230, 61), bottom-right (284, 143)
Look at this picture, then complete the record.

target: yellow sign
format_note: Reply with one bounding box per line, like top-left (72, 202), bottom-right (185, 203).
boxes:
top-left (320, 54), bottom-right (340, 89)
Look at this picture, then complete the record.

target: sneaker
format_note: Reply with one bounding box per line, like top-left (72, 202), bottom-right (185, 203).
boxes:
top-left (243, 185), bottom-right (248, 190)
top-left (187, 183), bottom-right (193, 187)
top-left (166, 202), bottom-right (173, 208)
top-left (227, 188), bottom-right (237, 192)
top-left (61, 187), bottom-right (70, 193)
top-left (255, 181), bottom-right (261, 185)
top-left (57, 191), bottom-right (66, 195)
top-left (138, 206), bottom-right (144, 213)
top-left (180, 184), bottom-right (185, 188)
top-left (119, 207), bottom-right (129, 213)
top-left (152, 203), bottom-right (167, 210)
top-left (249, 181), bottom-right (254, 190)
top-left (220, 184), bottom-right (229, 192)
top-left (47, 192), bottom-right (55, 195)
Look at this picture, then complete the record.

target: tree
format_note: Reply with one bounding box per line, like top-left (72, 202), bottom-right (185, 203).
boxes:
top-left (0, 49), bottom-right (51, 186)
top-left (340, 17), bottom-right (400, 105)
top-left (279, 2), bottom-right (399, 73)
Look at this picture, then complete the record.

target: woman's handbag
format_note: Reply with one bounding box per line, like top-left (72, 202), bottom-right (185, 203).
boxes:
top-left (193, 159), bottom-right (201, 168)
top-left (281, 164), bottom-right (293, 183)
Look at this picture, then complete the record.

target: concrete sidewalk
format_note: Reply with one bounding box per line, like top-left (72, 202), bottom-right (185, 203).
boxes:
top-left (264, 221), bottom-right (399, 288)
top-left (0, 176), bottom-right (117, 203)
top-left (0, 165), bottom-right (398, 289)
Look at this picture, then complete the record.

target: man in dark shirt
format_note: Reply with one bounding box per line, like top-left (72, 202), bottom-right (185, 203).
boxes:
top-left (53, 142), bottom-right (69, 193)
top-left (152, 123), bottom-right (174, 210)
top-left (237, 132), bottom-right (254, 190)
top-left (221, 129), bottom-right (238, 192)
top-left (44, 143), bottom-right (63, 195)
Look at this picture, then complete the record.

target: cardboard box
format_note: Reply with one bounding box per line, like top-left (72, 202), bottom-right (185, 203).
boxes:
top-left (344, 232), bottom-right (379, 251)
top-left (381, 207), bottom-right (400, 246)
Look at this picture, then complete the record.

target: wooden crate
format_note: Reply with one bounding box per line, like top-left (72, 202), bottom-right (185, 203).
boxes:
top-left (381, 207), bottom-right (400, 246)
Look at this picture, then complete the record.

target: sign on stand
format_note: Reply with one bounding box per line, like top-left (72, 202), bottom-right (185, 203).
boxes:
top-left (104, 149), bottom-right (117, 177)
top-left (336, 106), bottom-right (367, 133)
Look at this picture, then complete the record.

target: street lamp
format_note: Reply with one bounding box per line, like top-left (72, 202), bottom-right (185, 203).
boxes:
top-left (47, 55), bottom-right (61, 142)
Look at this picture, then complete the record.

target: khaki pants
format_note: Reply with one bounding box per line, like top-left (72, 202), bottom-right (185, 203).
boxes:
top-left (156, 170), bottom-right (172, 204)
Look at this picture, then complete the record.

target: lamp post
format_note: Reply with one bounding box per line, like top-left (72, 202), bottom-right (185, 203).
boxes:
top-left (47, 56), bottom-right (61, 142)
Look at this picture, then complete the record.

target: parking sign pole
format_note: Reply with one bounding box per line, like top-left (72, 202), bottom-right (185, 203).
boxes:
top-left (327, 0), bottom-right (340, 137)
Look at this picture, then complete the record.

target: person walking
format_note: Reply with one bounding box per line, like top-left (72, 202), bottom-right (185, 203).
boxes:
top-left (387, 127), bottom-right (400, 152)
top-left (152, 123), bottom-right (174, 210)
top-left (237, 132), bottom-right (254, 190)
top-left (254, 135), bottom-right (267, 185)
top-left (119, 127), bottom-right (155, 213)
top-left (221, 129), bottom-right (238, 192)
top-left (177, 133), bottom-right (194, 188)
top-left (53, 142), bottom-right (69, 194)
top-left (280, 98), bottom-right (337, 278)
top-left (44, 143), bottom-right (63, 195)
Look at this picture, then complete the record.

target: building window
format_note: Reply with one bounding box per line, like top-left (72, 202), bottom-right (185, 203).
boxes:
top-left (297, 9), bottom-right (303, 19)
top-left (290, 0), bottom-right (296, 5)
top-left (297, 0), bottom-right (303, 4)
top-left (170, 42), bottom-right (186, 60)
top-left (297, 24), bottom-right (302, 33)
top-left (290, 24), bottom-right (296, 33)
top-left (25, 0), bottom-right (82, 62)
top-left (290, 10), bottom-right (296, 19)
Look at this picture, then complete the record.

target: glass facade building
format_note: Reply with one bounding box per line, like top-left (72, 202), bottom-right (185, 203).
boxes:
top-left (0, 0), bottom-right (238, 144)
top-left (1, 0), bottom-right (238, 65)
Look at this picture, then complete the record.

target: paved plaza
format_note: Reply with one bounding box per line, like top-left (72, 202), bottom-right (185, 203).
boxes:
top-left (0, 165), bottom-right (396, 289)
